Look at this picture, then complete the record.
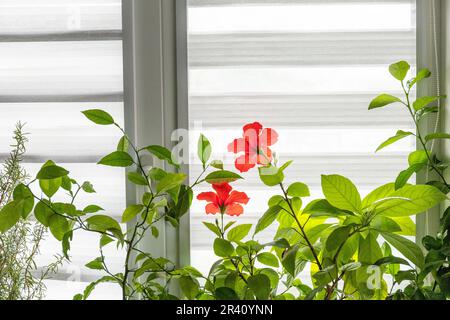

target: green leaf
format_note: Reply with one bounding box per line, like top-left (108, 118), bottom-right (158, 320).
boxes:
top-left (34, 200), bottom-right (53, 226)
top-left (117, 136), bottom-right (129, 152)
top-left (85, 257), bottom-right (104, 270)
top-left (179, 276), bottom-right (200, 300)
top-left (326, 226), bottom-right (351, 252)
top-left (389, 60), bottom-right (410, 81)
top-left (0, 201), bottom-right (22, 233)
top-left (203, 222), bottom-right (222, 237)
top-left (205, 170), bottom-right (243, 184)
top-left (408, 150), bottom-right (428, 166)
top-left (282, 246), bottom-right (299, 277)
top-left (371, 216), bottom-right (401, 233)
top-left (409, 68), bottom-right (431, 88)
top-left (369, 94), bottom-right (402, 110)
top-left (100, 235), bottom-right (114, 247)
top-left (86, 215), bottom-right (122, 239)
top-left (83, 205), bottom-right (104, 214)
top-left (148, 167), bottom-right (167, 181)
top-left (392, 216), bottom-right (416, 236)
top-left (375, 256), bottom-right (410, 267)
top-left (425, 133), bottom-right (450, 143)
top-left (156, 173), bottom-right (186, 193)
top-left (395, 164), bottom-right (425, 190)
top-left (215, 287), bottom-right (239, 300)
top-left (381, 232), bottom-right (424, 269)
top-left (48, 214), bottom-right (70, 241)
top-left (376, 130), bottom-right (413, 152)
top-left (151, 226), bottom-right (159, 238)
top-left (413, 96), bottom-right (440, 111)
top-left (375, 185), bottom-right (446, 217)
top-left (258, 165), bottom-right (285, 187)
top-left (36, 164), bottom-right (69, 180)
top-left (82, 109), bottom-right (114, 125)
top-left (321, 175), bottom-right (361, 212)
top-left (13, 184), bottom-right (34, 218)
top-left (287, 182), bottom-right (310, 197)
top-left (362, 183), bottom-right (396, 209)
top-left (227, 224), bottom-right (252, 242)
top-left (303, 199), bottom-right (350, 217)
top-left (145, 145), bottom-right (180, 168)
top-left (122, 204), bottom-right (145, 223)
top-left (358, 232), bottom-right (383, 265)
top-left (213, 238), bottom-right (234, 257)
top-left (127, 172), bottom-right (148, 186)
top-left (81, 181), bottom-right (96, 193)
top-left (198, 134), bottom-right (212, 167)
top-left (257, 252), bottom-right (279, 268)
top-left (98, 151), bottom-right (134, 167)
top-left (247, 274), bottom-right (271, 300)
top-left (210, 160), bottom-right (224, 170)
top-left (255, 205), bottom-right (281, 234)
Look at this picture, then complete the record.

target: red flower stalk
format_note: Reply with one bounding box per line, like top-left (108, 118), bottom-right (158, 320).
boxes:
top-left (197, 183), bottom-right (249, 217)
top-left (228, 122), bottom-right (278, 173)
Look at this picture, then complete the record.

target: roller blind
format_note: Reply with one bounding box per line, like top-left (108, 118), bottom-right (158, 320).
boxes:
top-left (0, 0), bottom-right (124, 300)
top-left (187, 0), bottom-right (417, 274)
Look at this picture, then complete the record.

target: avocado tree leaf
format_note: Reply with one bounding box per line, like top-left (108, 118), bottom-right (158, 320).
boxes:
top-left (376, 130), bottom-right (413, 152)
top-left (82, 109), bottom-right (114, 125)
top-left (369, 94), bottom-right (402, 110)
top-left (321, 175), bottom-right (361, 213)
top-left (389, 60), bottom-right (410, 81)
top-left (381, 232), bottom-right (425, 269)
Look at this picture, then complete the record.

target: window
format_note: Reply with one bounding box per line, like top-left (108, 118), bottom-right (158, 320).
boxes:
top-left (0, 0), bottom-right (124, 299)
top-left (187, 0), bottom-right (417, 274)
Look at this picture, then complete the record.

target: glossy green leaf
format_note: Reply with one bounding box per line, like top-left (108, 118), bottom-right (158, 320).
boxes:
top-left (145, 145), bottom-right (180, 168)
top-left (282, 246), bottom-right (299, 277)
top-left (205, 170), bottom-right (242, 184)
top-left (371, 216), bottom-right (402, 233)
top-left (369, 94), bottom-right (402, 110)
top-left (213, 238), bottom-right (234, 257)
top-left (122, 204), bottom-right (145, 223)
top-left (425, 133), bottom-right (450, 143)
top-left (36, 164), bottom-right (69, 180)
top-left (85, 257), bottom-right (104, 270)
top-left (258, 165), bottom-right (285, 187)
top-left (86, 215), bottom-right (122, 239)
top-left (117, 136), bottom-right (129, 152)
top-left (0, 201), bottom-right (22, 233)
top-left (375, 256), bottom-right (410, 267)
top-left (255, 205), bottom-right (281, 234)
top-left (326, 226), bottom-right (351, 252)
top-left (408, 68), bottom-right (431, 88)
top-left (203, 222), bottom-right (222, 237)
top-left (127, 172), bottom-right (148, 186)
top-left (210, 160), bottom-right (224, 170)
top-left (248, 274), bottom-right (271, 300)
top-left (375, 185), bottom-right (446, 217)
top-left (287, 182), bottom-right (310, 197)
top-left (13, 183), bottom-right (34, 218)
top-left (227, 224), bottom-right (252, 242)
top-left (48, 214), bottom-right (70, 241)
top-left (321, 175), bottom-right (361, 212)
top-left (413, 96), bottom-right (440, 112)
top-left (34, 200), bottom-right (53, 227)
top-left (98, 151), bottom-right (134, 167)
top-left (362, 183), bottom-right (396, 209)
top-left (381, 232), bottom-right (424, 269)
top-left (156, 173), bottom-right (186, 193)
top-left (376, 130), bottom-right (413, 152)
top-left (389, 60), bottom-right (410, 81)
top-left (83, 205), bottom-right (104, 214)
top-left (82, 109), bottom-right (114, 125)
top-left (358, 232), bottom-right (383, 265)
top-left (257, 252), bottom-right (279, 268)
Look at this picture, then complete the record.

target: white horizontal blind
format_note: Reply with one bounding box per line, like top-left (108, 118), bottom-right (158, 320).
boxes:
top-left (188, 0), bottom-right (417, 274)
top-left (0, 0), bottom-right (124, 299)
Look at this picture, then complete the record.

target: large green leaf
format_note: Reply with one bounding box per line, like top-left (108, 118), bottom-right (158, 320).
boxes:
top-left (13, 184), bottom-right (34, 218)
top-left (48, 214), bottom-right (70, 241)
top-left (395, 164), bottom-right (426, 190)
top-left (145, 145), bottom-right (180, 168)
top-left (0, 201), bottom-right (22, 233)
top-left (121, 204), bottom-right (145, 223)
top-left (36, 164), bottom-right (69, 180)
top-left (86, 215), bottom-right (122, 239)
top-left (321, 175), bottom-right (361, 212)
top-left (408, 68), bottom-right (431, 88)
top-left (425, 133), bottom-right (450, 143)
top-left (325, 226), bottom-right (351, 252)
top-left (98, 151), bottom-right (134, 167)
top-left (156, 173), bottom-right (186, 193)
top-left (375, 130), bottom-right (413, 152)
top-left (247, 274), bottom-right (271, 300)
top-left (257, 252), bottom-right (279, 268)
top-left (255, 205), bottom-right (281, 234)
top-left (389, 60), bottom-right (410, 81)
top-left (358, 232), bottom-right (383, 265)
top-left (362, 183), bottom-right (395, 209)
top-left (413, 96), bottom-right (440, 112)
top-left (227, 224), bottom-right (252, 242)
top-left (287, 182), bottom-right (310, 197)
top-left (381, 232), bottom-right (424, 269)
top-left (369, 94), bottom-right (402, 110)
top-left (82, 109), bottom-right (114, 125)
top-left (375, 185), bottom-right (446, 217)
top-left (205, 170), bottom-right (243, 184)
top-left (213, 238), bottom-right (234, 257)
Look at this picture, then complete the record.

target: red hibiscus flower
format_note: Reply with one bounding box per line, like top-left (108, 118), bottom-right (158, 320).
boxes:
top-left (197, 183), bottom-right (249, 216)
top-left (228, 122), bottom-right (278, 173)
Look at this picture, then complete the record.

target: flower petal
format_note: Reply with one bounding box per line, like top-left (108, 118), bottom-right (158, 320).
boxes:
top-left (226, 203), bottom-right (244, 216)
top-left (234, 154), bottom-right (257, 173)
top-left (243, 122), bottom-right (263, 136)
top-left (260, 128), bottom-right (279, 147)
top-left (257, 147), bottom-right (272, 165)
top-left (205, 203), bottom-right (220, 215)
top-left (197, 192), bottom-right (218, 203)
top-left (212, 183), bottom-right (232, 204)
top-left (227, 138), bottom-right (249, 154)
top-left (226, 191), bottom-right (250, 205)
